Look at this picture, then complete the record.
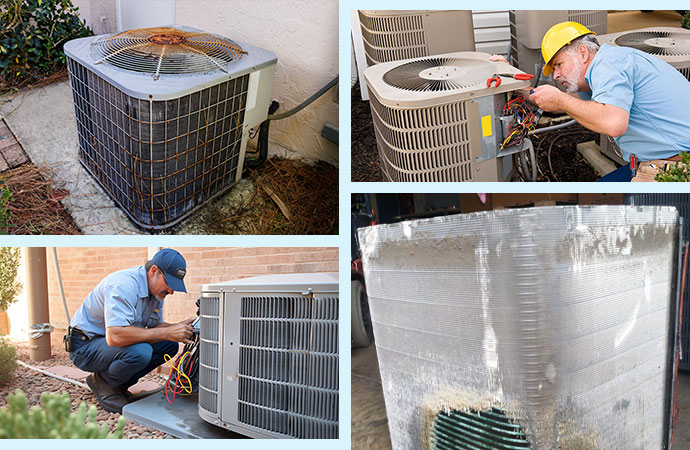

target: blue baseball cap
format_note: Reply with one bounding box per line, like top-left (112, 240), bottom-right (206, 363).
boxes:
top-left (151, 248), bottom-right (187, 293)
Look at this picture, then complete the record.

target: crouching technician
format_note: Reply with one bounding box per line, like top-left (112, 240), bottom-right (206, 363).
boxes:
top-left (530, 21), bottom-right (690, 181)
top-left (65, 248), bottom-right (194, 413)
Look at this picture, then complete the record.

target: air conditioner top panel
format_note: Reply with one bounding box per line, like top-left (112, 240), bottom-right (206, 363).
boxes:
top-left (364, 51), bottom-right (531, 108)
top-left (359, 10), bottom-right (456, 16)
top-left (596, 27), bottom-right (690, 66)
top-left (64, 25), bottom-right (277, 101)
top-left (201, 272), bottom-right (338, 294)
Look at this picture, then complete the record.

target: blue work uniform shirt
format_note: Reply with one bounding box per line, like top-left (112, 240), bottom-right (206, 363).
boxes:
top-left (70, 266), bottom-right (164, 339)
top-left (577, 44), bottom-right (690, 161)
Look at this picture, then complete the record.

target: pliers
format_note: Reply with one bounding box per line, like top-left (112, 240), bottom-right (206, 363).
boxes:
top-left (486, 73), bottom-right (535, 87)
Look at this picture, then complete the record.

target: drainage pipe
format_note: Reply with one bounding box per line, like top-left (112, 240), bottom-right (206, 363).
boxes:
top-left (246, 100), bottom-right (280, 169)
top-left (25, 247), bottom-right (51, 361)
top-left (530, 119), bottom-right (577, 135)
top-left (246, 75), bottom-right (339, 169)
top-left (267, 76), bottom-right (339, 121)
top-left (52, 248), bottom-right (70, 324)
top-left (16, 360), bottom-right (88, 389)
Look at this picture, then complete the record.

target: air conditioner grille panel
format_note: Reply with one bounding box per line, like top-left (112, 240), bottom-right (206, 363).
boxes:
top-left (383, 58), bottom-right (491, 92)
top-left (614, 30), bottom-right (690, 56)
top-left (67, 57), bottom-right (249, 229)
top-left (431, 408), bottom-right (531, 449)
top-left (568, 10), bottom-right (608, 35)
top-left (368, 93), bottom-right (474, 182)
top-left (358, 206), bottom-right (678, 449)
top-left (358, 11), bottom-right (425, 34)
top-left (236, 295), bottom-right (339, 439)
top-left (199, 295), bottom-right (221, 416)
top-left (90, 27), bottom-right (245, 75)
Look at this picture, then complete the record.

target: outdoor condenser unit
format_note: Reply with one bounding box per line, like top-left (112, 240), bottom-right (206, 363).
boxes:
top-left (363, 52), bottom-right (531, 182)
top-left (358, 10), bottom-right (475, 67)
top-left (358, 206), bottom-right (681, 449)
top-left (509, 11), bottom-right (607, 79)
top-left (197, 272), bottom-right (339, 439)
top-left (596, 27), bottom-right (690, 164)
top-left (64, 26), bottom-right (277, 230)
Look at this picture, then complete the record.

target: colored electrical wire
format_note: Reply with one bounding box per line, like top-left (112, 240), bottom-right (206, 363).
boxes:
top-left (500, 96), bottom-right (537, 150)
top-left (164, 332), bottom-right (200, 404)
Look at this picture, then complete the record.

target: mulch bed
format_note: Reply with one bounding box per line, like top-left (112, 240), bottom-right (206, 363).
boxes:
top-left (350, 82), bottom-right (606, 182)
top-left (0, 342), bottom-right (172, 439)
top-left (195, 156), bottom-right (339, 235)
top-left (351, 83), bottom-right (384, 182)
top-left (1, 163), bottom-right (81, 234)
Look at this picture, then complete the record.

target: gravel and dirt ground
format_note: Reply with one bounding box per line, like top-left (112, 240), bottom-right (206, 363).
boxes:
top-left (350, 82), bottom-right (608, 182)
top-left (0, 342), bottom-right (173, 438)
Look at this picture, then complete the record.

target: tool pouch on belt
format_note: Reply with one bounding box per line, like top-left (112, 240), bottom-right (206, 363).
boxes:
top-left (63, 327), bottom-right (74, 352)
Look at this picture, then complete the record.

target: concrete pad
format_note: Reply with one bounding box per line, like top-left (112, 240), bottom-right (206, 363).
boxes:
top-left (128, 380), bottom-right (161, 395)
top-left (577, 140), bottom-right (617, 176)
top-left (45, 365), bottom-right (89, 380)
top-left (0, 82), bottom-right (138, 234)
top-left (352, 345), bottom-right (392, 450)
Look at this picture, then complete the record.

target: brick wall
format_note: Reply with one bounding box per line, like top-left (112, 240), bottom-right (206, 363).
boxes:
top-left (47, 247), bottom-right (338, 346)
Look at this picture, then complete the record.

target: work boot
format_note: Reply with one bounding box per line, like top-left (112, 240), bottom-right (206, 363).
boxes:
top-left (86, 372), bottom-right (128, 414)
top-left (118, 385), bottom-right (163, 403)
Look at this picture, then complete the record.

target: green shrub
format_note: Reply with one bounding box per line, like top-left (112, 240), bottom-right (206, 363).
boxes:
top-left (0, 179), bottom-right (10, 234)
top-left (655, 152), bottom-right (690, 182)
top-left (0, 389), bottom-right (126, 438)
top-left (683, 10), bottom-right (690, 30)
top-left (0, 0), bottom-right (92, 92)
top-left (0, 247), bottom-right (21, 310)
top-left (0, 336), bottom-right (16, 384)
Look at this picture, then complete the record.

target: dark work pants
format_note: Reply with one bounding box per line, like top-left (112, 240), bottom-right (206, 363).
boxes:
top-left (69, 335), bottom-right (178, 388)
top-left (597, 163), bottom-right (632, 182)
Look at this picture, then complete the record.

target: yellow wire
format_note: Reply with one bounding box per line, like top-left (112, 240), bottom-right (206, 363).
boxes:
top-left (164, 351), bottom-right (193, 394)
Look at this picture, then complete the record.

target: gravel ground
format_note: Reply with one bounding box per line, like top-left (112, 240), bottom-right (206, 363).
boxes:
top-left (0, 341), bottom-right (173, 439)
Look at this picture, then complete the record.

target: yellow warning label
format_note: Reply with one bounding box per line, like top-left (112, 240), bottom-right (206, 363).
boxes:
top-left (481, 115), bottom-right (492, 137)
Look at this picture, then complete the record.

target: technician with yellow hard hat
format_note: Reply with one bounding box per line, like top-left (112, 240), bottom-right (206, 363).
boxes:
top-left (529, 21), bottom-right (690, 181)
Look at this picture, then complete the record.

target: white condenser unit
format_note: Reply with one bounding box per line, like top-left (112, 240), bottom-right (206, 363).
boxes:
top-left (358, 206), bottom-right (680, 450)
top-left (363, 52), bottom-right (530, 182)
top-left (198, 273), bottom-right (339, 439)
top-left (358, 10), bottom-right (475, 66)
top-left (596, 27), bottom-right (690, 164)
top-left (64, 26), bottom-right (277, 230)
top-left (509, 11), bottom-right (607, 78)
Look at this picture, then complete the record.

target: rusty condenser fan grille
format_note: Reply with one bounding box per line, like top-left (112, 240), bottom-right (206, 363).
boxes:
top-left (91, 27), bottom-right (246, 79)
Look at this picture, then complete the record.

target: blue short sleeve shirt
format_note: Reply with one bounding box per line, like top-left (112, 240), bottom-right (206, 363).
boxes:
top-left (578, 44), bottom-right (690, 161)
top-left (70, 266), bottom-right (164, 338)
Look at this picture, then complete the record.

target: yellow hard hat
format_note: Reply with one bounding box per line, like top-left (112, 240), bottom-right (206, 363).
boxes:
top-left (541, 21), bottom-right (595, 77)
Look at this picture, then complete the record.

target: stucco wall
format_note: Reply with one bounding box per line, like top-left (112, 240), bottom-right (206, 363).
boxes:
top-left (44, 247), bottom-right (338, 347)
top-left (70, 0), bottom-right (339, 164)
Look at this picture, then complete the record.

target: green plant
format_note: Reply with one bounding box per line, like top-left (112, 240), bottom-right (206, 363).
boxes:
top-left (0, 389), bottom-right (126, 438)
top-left (655, 152), bottom-right (690, 182)
top-left (0, 247), bottom-right (21, 311)
top-left (0, 0), bottom-right (92, 91)
top-left (0, 336), bottom-right (17, 384)
top-left (0, 179), bottom-right (11, 233)
top-left (683, 10), bottom-right (690, 30)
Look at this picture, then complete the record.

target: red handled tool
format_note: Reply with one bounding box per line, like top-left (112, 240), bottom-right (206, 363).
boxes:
top-left (487, 73), bottom-right (535, 88)
top-left (495, 73), bottom-right (535, 81)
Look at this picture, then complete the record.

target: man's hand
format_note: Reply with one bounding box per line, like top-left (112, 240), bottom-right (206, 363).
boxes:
top-left (489, 54), bottom-right (508, 64)
top-left (165, 320), bottom-right (194, 345)
top-left (529, 85), bottom-right (567, 112)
